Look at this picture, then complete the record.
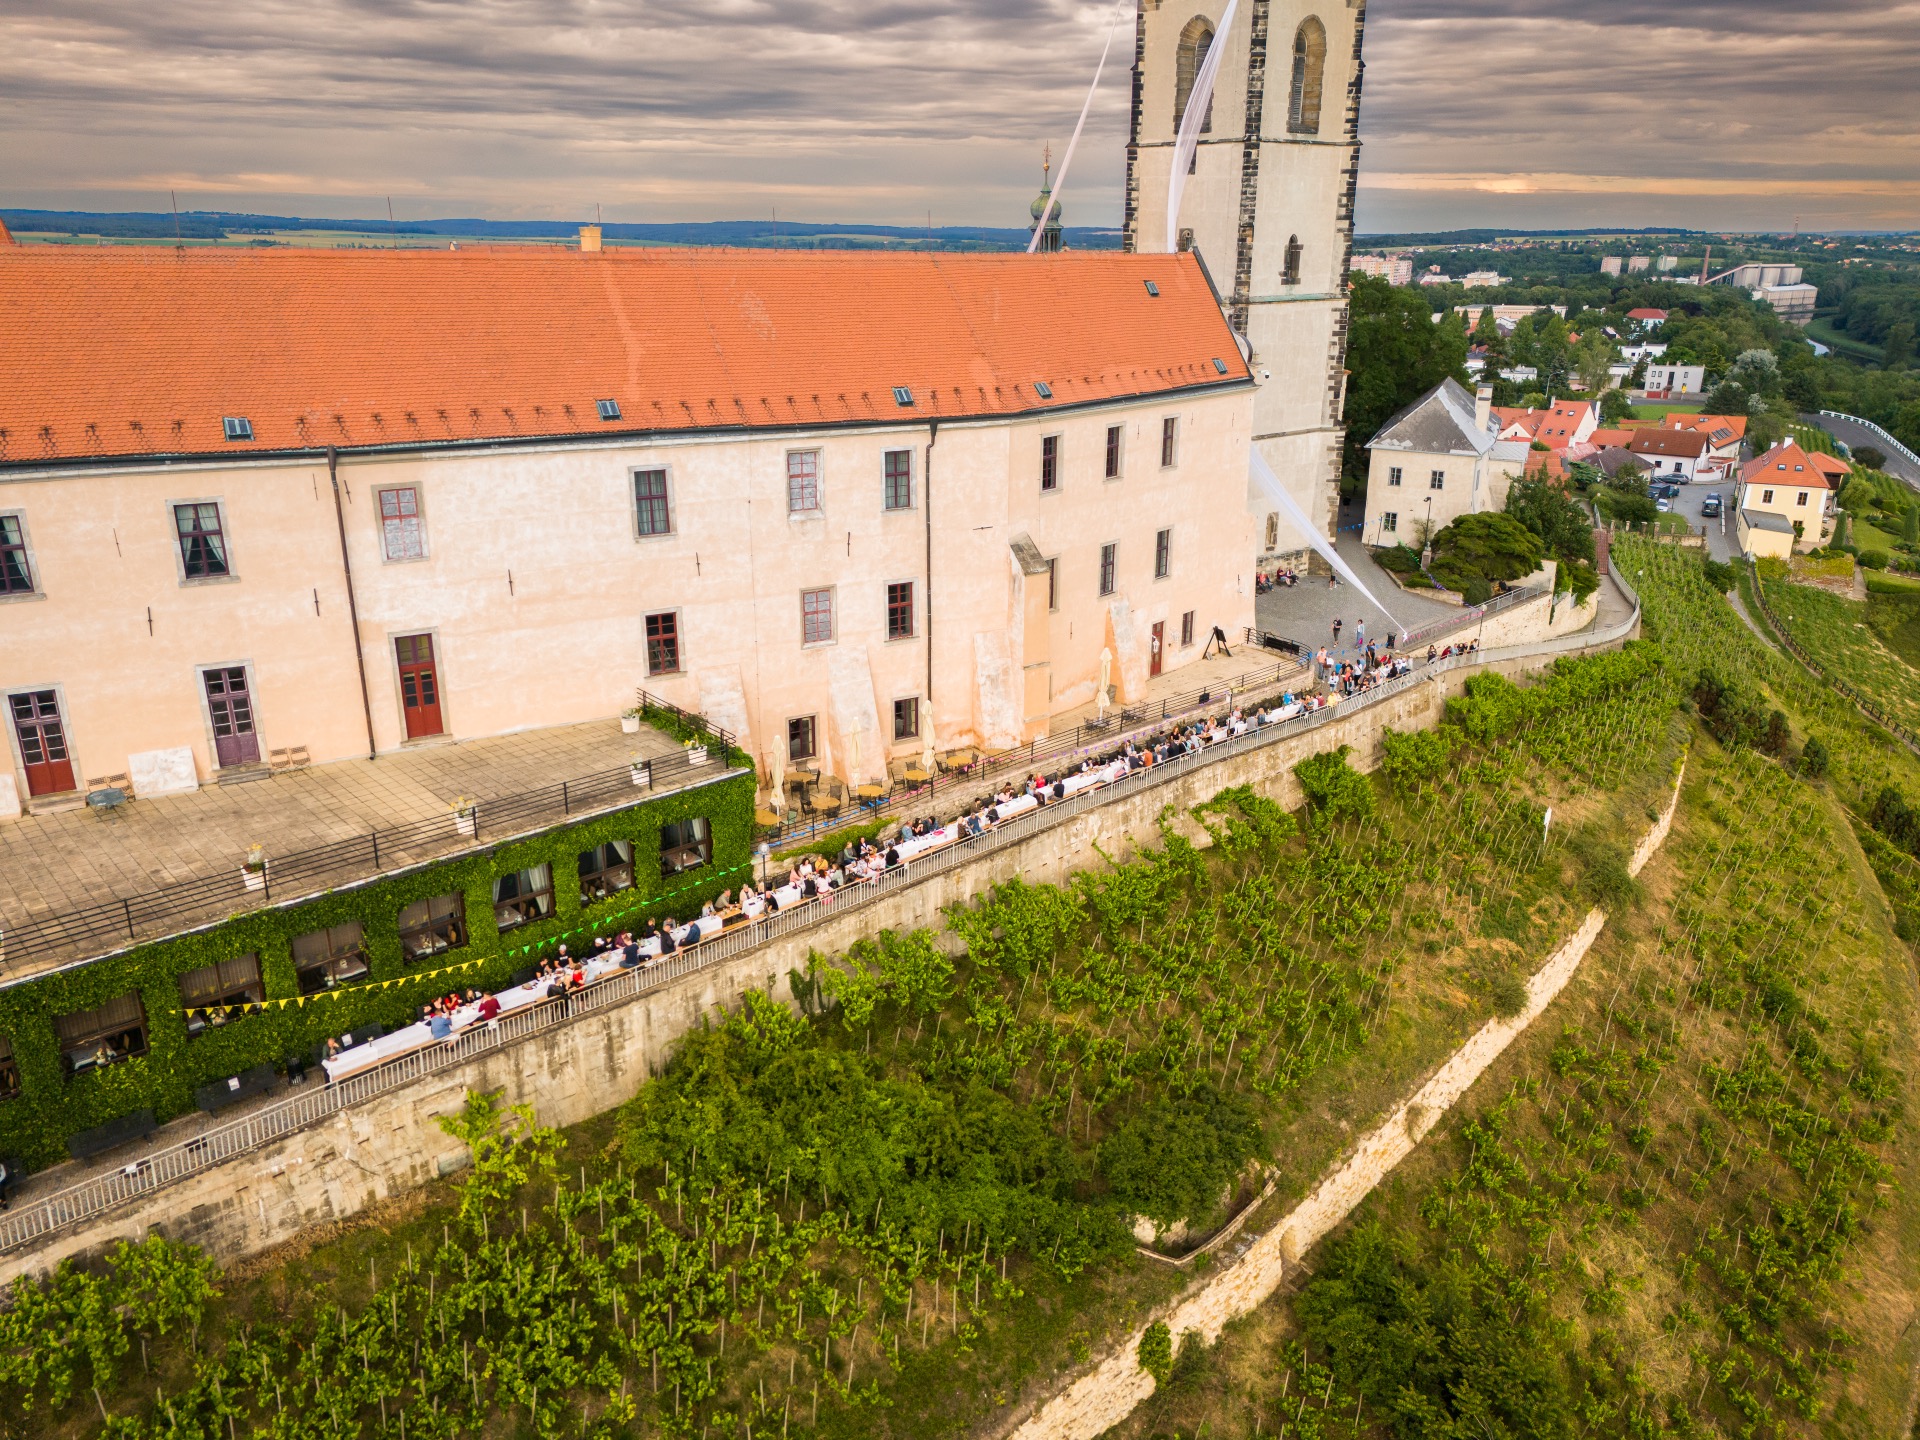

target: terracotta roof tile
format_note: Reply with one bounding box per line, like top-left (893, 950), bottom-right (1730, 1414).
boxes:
top-left (0, 247), bottom-right (1248, 466)
top-left (1739, 442), bottom-right (1835, 490)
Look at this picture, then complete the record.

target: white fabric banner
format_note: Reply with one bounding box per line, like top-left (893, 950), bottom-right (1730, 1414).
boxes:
top-left (1029, 9), bottom-right (1126, 254)
top-left (1165, 0), bottom-right (1240, 254)
top-left (1250, 446), bottom-right (1407, 635)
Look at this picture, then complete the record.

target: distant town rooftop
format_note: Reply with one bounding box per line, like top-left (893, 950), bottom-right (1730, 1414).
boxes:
top-left (0, 717), bottom-right (738, 982)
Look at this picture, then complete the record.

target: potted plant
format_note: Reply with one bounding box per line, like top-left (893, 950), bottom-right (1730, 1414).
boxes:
top-left (620, 706), bottom-right (642, 735)
top-left (241, 843), bottom-right (268, 892)
top-left (684, 736), bottom-right (710, 766)
top-left (629, 753), bottom-right (652, 788)
top-left (451, 795), bottom-right (478, 838)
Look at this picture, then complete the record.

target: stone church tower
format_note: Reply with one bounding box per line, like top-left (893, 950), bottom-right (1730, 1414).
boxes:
top-left (1124, 0), bottom-right (1367, 561)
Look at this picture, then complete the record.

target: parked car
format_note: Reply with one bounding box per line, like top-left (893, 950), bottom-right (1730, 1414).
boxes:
top-left (1654, 482), bottom-right (1682, 499)
top-left (1701, 493), bottom-right (1723, 517)
top-left (1655, 497), bottom-right (1673, 513)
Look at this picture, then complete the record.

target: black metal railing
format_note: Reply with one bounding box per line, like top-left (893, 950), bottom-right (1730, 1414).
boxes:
top-left (0, 736), bottom-right (745, 975)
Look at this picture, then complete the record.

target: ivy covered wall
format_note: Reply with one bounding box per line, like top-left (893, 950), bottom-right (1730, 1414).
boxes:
top-left (0, 767), bottom-right (757, 1169)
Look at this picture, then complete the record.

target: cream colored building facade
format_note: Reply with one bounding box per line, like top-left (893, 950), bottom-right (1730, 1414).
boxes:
top-left (0, 247), bottom-right (1256, 814)
top-left (1124, 0), bottom-right (1365, 565)
top-left (1358, 380), bottom-right (1530, 548)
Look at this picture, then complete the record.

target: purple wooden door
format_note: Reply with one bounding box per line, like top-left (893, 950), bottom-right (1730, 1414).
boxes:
top-left (204, 667), bottom-right (260, 768)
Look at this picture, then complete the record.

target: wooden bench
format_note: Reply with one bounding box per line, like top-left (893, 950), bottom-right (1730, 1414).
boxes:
top-left (68, 1108), bottom-right (157, 1162)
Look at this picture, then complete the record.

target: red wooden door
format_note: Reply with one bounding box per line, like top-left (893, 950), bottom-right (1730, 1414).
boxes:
top-left (203, 667), bottom-right (260, 768)
top-left (10, 690), bottom-right (76, 796)
top-left (396, 635), bottom-right (444, 739)
top-left (1149, 622), bottom-right (1165, 679)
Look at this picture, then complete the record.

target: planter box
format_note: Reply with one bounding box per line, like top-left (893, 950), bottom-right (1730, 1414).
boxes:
top-left (454, 811), bottom-right (477, 838)
top-left (630, 764), bottom-right (652, 788)
top-left (686, 744), bottom-right (710, 767)
top-left (240, 866), bottom-right (267, 893)
top-left (620, 715), bottom-right (641, 734)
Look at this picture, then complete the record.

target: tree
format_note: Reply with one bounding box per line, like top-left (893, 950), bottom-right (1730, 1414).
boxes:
top-left (1505, 474), bottom-right (1595, 567)
top-left (1600, 388), bottom-right (1635, 425)
top-left (1342, 275), bottom-right (1470, 496)
top-left (1856, 445), bottom-right (1888, 471)
top-left (1885, 320), bottom-right (1915, 370)
top-left (1572, 329), bottom-right (1618, 395)
top-left (1429, 512), bottom-right (1546, 599)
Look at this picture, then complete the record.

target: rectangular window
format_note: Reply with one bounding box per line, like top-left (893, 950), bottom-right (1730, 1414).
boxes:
top-left (1388, 466), bottom-right (1403, 487)
top-left (579, 840), bottom-right (635, 903)
top-left (1040, 435), bottom-right (1060, 492)
top-left (291, 921), bottom-right (370, 995)
top-left (0, 515), bottom-right (32, 594)
top-left (634, 469), bottom-right (673, 537)
top-left (1796, 491), bottom-right (1809, 507)
top-left (398, 892), bottom-right (468, 962)
top-left (801, 587), bottom-right (835, 645)
top-left (1047, 557), bottom-right (1059, 611)
top-left (1161, 417), bottom-right (1179, 467)
top-left (659, 817), bottom-right (712, 876)
top-left (886, 581), bottom-right (915, 640)
top-left (645, 611), bottom-right (681, 675)
top-left (0, 1036), bottom-right (17, 1101)
top-left (1154, 528), bottom-right (1172, 579)
top-left (1181, 610), bottom-right (1195, 647)
top-left (893, 696), bottom-right (920, 740)
top-left (1105, 425), bottom-right (1123, 479)
top-left (1099, 542), bottom-right (1117, 597)
top-left (787, 450), bottom-right (821, 514)
top-left (55, 993), bottom-right (149, 1076)
top-left (787, 715), bottom-right (817, 763)
top-left (378, 487), bottom-right (424, 560)
top-left (179, 954), bottom-right (265, 1037)
top-left (174, 502), bottom-right (229, 579)
top-left (1429, 470), bottom-right (1446, 490)
top-left (492, 865), bottom-right (554, 933)
top-left (1762, 488), bottom-right (1774, 504)
top-left (883, 450), bottom-right (914, 511)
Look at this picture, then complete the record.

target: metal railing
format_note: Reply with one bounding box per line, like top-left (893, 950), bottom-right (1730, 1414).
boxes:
top-left (1399, 584), bottom-right (1547, 651)
top-left (1744, 560), bottom-right (1920, 758)
top-left (1818, 410), bottom-right (1920, 475)
top-left (0, 590), bottom-right (1646, 1258)
top-left (1, 735), bottom-right (746, 976)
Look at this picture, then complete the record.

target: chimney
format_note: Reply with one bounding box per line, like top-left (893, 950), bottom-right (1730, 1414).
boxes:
top-left (578, 225), bottom-right (603, 253)
top-left (1475, 384), bottom-right (1493, 435)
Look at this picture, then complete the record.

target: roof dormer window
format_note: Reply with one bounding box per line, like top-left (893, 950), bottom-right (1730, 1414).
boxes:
top-left (596, 399), bottom-right (622, 421)
top-left (1144, 281), bottom-right (1160, 297)
top-left (892, 386), bottom-right (915, 407)
top-left (1034, 381), bottom-right (1053, 399)
top-left (222, 416), bottom-right (253, 442)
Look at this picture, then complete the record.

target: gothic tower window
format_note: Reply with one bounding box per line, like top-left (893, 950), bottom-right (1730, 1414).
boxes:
top-left (1288, 18), bottom-right (1327, 135)
top-left (1283, 234), bottom-right (1303, 285)
top-left (1174, 17), bottom-right (1217, 134)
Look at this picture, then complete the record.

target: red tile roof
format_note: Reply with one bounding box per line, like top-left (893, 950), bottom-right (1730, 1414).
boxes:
top-left (1627, 308), bottom-right (1668, 320)
top-left (1809, 451), bottom-right (1850, 481)
top-left (1740, 442), bottom-right (1835, 490)
top-left (0, 247), bottom-right (1248, 466)
top-left (0, 218), bottom-right (15, 247)
top-left (1656, 412), bottom-right (1747, 443)
top-left (1586, 427), bottom-right (1637, 449)
top-left (1631, 429), bottom-right (1711, 458)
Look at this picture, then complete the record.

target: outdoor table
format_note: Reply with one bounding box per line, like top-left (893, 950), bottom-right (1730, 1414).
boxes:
top-left (755, 808), bottom-right (781, 826)
top-left (68, 1108), bottom-right (157, 1161)
top-left (195, 1062), bottom-right (276, 1115)
top-left (854, 783), bottom-right (886, 799)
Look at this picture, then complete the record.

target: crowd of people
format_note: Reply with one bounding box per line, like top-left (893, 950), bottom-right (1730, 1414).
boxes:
top-left (326, 633), bottom-right (1500, 1077)
top-left (1255, 566), bottom-right (1302, 593)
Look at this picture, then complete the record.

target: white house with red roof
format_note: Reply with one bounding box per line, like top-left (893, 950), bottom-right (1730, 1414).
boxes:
top-left (1736, 441), bottom-right (1838, 555)
top-left (1630, 428), bottom-right (1713, 482)
top-left (1626, 307), bottom-right (1668, 328)
top-left (1491, 399), bottom-right (1600, 452)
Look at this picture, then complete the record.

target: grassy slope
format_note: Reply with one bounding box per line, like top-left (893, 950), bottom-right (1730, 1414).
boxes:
top-left (1106, 539), bottom-right (1920, 1440)
top-left (6, 660), bottom-right (1685, 1440)
top-left (1760, 569), bottom-right (1920, 734)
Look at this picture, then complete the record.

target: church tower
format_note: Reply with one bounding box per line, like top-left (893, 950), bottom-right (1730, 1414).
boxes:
top-left (1124, 0), bottom-right (1367, 562)
top-left (1029, 147), bottom-right (1065, 254)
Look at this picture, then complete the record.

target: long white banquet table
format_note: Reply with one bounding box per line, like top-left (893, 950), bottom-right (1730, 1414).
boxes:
top-left (321, 698), bottom-right (1334, 1083)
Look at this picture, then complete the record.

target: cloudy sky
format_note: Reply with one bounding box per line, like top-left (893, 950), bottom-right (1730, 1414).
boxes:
top-left (1, 0), bottom-right (1915, 234)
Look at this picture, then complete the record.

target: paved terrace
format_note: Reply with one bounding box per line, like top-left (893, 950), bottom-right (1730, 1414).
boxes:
top-left (0, 720), bottom-right (693, 980)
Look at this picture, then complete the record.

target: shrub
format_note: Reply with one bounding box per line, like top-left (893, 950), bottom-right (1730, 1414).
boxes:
top-left (1856, 445), bottom-right (1888, 470)
top-left (1447, 672), bottom-right (1529, 745)
top-left (1799, 734), bottom-right (1829, 779)
top-left (1871, 786), bottom-right (1920, 855)
top-left (1692, 666), bottom-right (1770, 749)
top-left (1763, 708), bottom-right (1792, 754)
top-left (1380, 725), bottom-right (1463, 791)
top-left (1559, 560), bottom-right (1601, 604)
top-left (1859, 548), bottom-right (1889, 570)
top-left (1293, 746), bottom-right (1377, 822)
top-left (1461, 575), bottom-right (1493, 605)
top-left (1700, 557), bottom-right (1737, 594)
top-left (1374, 544), bottom-right (1423, 575)
top-left (1489, 970), bottom-right (1529, 1017)
top-left (1138, 1322), bottom-right (1174, 1386)
top-left (1098, 1084), bottom-right (1262, 1227)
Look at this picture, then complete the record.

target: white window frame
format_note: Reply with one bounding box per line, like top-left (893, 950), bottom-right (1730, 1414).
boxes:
top-left (787, 450), bottom-right (824, 516)
top-left (377, 485), bottom-right (428, 562)
top-left (1388, 466), bottom-right (1403, 487)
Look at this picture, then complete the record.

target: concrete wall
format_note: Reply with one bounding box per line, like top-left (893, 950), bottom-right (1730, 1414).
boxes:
top-left (0, 390), bottom-right (1254, 805)
top-left (0, 603), bottom-right (1631, 1288)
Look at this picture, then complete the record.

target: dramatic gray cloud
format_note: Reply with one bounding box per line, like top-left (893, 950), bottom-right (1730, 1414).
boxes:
top-left (0, 0), bottom-right (1913, 232)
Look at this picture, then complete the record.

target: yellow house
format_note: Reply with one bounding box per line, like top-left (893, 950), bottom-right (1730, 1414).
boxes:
top-left (1736, 441), bottom-right (1840, 555)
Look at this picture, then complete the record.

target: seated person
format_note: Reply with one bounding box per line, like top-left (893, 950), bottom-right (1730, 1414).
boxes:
top-left (429, 1009), bottom-right (455, 1040)
top-left (658, 920), bottom-right (678, 955)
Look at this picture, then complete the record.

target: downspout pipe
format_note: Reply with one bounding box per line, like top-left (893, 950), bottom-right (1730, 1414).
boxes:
top-left (327, 446), bottom-right (380, 761)
top-left (924, 420), bottom-right (939, 742)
